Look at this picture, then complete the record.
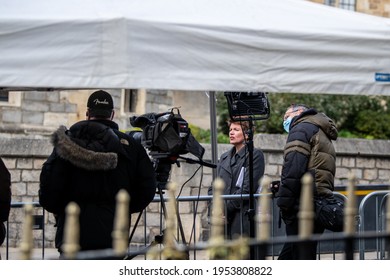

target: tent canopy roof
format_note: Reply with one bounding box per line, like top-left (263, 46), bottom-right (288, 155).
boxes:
top-left (1, 0), bottom-right (390, 94)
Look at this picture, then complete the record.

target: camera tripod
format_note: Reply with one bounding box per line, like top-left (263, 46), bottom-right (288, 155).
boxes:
top-left (125, 157), bottom-right (189, 259)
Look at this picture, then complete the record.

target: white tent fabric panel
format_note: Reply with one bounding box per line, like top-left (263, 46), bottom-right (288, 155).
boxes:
top-left (0, 0), bottom-right (390, 94)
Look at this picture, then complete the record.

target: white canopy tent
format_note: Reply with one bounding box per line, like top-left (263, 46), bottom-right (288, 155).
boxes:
top-left (1, 0), bottom-right (390, 172)
top-left (0, 0), bottom-right (390, 95)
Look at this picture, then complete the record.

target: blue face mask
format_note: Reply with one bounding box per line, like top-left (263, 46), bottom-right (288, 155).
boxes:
top-left (283, 117), bottom-right (292, 133)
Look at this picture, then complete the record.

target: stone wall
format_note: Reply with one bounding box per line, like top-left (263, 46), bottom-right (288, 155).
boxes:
top-left (0, 89), bottom-right (176, 137)
top-left (1, 134), bottom-right (389, 250)
top-left (0, 90), bottom-right (76, 136)
top-left (356, 0), bottom-right (390, 17)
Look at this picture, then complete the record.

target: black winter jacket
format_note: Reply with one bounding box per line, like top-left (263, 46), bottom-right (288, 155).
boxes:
top-left (0, 157), bottom-right (11, 246)
top-left (39, 120), bottom-right (156, 252)
top-left (277, 109), bottom-right (338, 222)
top-left (0, 157), bottom-right (11, 223)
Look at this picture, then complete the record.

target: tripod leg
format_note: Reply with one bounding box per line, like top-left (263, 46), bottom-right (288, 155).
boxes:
top-left (157, 186), bottom-right (188, 245)
top-left (128, 210), bottom-right (143, 244)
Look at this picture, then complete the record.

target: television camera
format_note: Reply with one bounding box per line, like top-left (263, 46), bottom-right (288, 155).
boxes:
top-left (127, 108), bottom-right (215, 257)
top-left (129, 108), bottom-right (213, 189)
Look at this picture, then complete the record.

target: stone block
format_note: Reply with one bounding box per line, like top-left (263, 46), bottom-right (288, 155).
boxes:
top-left (9, 169), bottom-right (22, 182)
top-left (11, 181), bottom-right (27, 196)
top-left (47, 92), bottom-right (60, 103)
top-left (23, 101), bottom-right (49, 112)
top-left (65, 103), bottom-right (77, 113)
top-left (16, 158), bottom-right (33, 169)
top-left (49, 103), bottom-right (65, 112)
top-left (23, 91), bottom-right (46, 101)
top-left (363, 169), bottom-right (378, 181)
top-left (2, 158), bottom-right (17, 169)
top-left (341, 157), bottom-right (356, 168)
top-left (376, 158), bottom-right (390, 169)
top-left (43, 112), bottom-right (69, 127)
top-left (33, 158), bottom-right (47, 169)
top-left (266, 153), bottom-right (284, 165)
top-left (27, 182), bottom-right (39, 196)
top-left (378, 170), bottom-right (389, 181)
top-left (2, 110), bottom-right (22, 123)
top-left (264, 164), bottom-right (278, 177)
top-left (22, 111), bottom-right (44, 124)
top-left (21, 169), bottom-right (41, 182)
top-left (357, 158), bottom-right (375, 168)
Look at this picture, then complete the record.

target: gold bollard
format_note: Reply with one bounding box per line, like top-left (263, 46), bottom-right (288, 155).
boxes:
top-left (257, 176), bottom-right (272, 242)
top-left (19, 204), bottom-right (34, 260)
top-left (208, 178), bottom-right (249, 260)
top-left (209, 178), bottom-right (225, 242)
top-left (208, 178), bottom-right (229, 260)
top-left (298, 173), bottom-right (315, 239)
top-left (344, 172), bottom-right (358, 259)
top-left (112, 189), bottom-right (130, 256)
top-left (256, 176), bottom-right (272, 260)
top-left (164, 182), bottom-right (177, 250)
top-left (344, 173), bottom-right (357, 236)
top-left (61, 202), bottom-right (80, 259)
top-left (228, 236), bottom-right (250, 260)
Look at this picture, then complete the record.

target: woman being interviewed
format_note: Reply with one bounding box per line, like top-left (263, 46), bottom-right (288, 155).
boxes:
top-left (210, 118), bottom-right (265, 239)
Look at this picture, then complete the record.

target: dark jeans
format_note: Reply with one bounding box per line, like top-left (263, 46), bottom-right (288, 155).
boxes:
top-left (278, 218), bottom-right (325, 260)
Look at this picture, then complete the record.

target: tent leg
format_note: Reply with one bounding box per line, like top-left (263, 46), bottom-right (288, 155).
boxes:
top-left (208, 91), bottom-right (218, 181)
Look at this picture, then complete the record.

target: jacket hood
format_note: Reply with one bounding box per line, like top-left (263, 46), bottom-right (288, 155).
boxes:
top-left (295, 109), bottom-right (338, 140)
top-left (51, 125), bottom-right (118, 170)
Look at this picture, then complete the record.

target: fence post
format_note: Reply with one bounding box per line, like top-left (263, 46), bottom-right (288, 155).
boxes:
top-left (208, 178), bottom-right (228, 260)
top-left (297, 173), bottom-right (315, 259)
top-left (344, 173), bottom-right (357, 260)
top-left (19, 204), bottom-right (34, 260)
top-left (62, 202), bottom-right (80, 259)
top-left (257, 176), bottom-right (272, 260)
top-left (112, 189), bottom-right (130, 256)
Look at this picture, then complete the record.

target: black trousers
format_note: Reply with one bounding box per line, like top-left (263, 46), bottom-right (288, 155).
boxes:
top-left (278, 218), bottom-right (325, 260)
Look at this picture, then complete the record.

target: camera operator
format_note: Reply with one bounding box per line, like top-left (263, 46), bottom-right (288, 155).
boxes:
top-left (39, 90), bottom-right (156, 257)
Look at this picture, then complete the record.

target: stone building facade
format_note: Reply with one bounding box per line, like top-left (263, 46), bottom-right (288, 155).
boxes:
top-left (310, 0), bottom-right (390, 17)
top-left (0, 89), bottom-right (176, 134)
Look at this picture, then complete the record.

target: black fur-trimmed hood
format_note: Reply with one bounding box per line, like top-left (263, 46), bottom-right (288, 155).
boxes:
top-left (51, 125), bottom-right (118, 170)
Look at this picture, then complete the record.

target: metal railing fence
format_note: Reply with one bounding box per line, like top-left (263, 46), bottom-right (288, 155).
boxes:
top-left (2, 188), bottom-right (389, 260)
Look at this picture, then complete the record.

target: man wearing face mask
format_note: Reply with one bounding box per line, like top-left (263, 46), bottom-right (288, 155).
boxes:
top-left (276, 104), bottom-right (338, 260)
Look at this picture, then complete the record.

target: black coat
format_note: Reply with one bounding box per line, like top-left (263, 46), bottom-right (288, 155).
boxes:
top-left (0, 157), bottom-right (11, 223)
top-left (39, 120), bottom-right (156, 252)
top-left (277, 109), bottom-right (338, 223)
top-left (0, 157), bottom-right (11, 246)
top-left (215, 146), bottom-right (265, 238)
